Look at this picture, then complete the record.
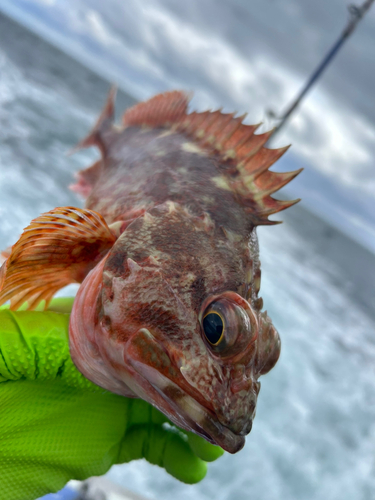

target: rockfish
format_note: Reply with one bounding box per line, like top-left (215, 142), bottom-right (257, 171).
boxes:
top-left (0, 90), bottom-right (301, 453)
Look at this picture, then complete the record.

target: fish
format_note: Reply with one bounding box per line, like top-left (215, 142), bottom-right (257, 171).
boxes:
top-left (0, 89), bottom-right (301, 453)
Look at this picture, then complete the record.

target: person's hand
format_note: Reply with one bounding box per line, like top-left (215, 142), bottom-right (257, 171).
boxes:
top-left (0, 298), bottom-right (223, 500)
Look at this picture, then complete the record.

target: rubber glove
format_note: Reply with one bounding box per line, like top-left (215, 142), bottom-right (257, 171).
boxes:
top-left (0, 298), bottom-right (223, 500)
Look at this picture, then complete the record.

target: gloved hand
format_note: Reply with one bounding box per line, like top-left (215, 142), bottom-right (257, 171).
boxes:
top-left (0, 298), bottom-right (223, 500)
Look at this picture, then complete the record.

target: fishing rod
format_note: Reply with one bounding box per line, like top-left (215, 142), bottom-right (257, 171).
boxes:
top-left (267, 0), bottom-right (374, 143)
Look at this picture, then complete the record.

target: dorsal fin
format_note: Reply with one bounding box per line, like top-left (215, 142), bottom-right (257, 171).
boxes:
top-left (68, 88), bottom-right (117, 199)
top-left (77, 89), bottom-right (301, 224)
top-left (121, 91), bottom-right (301, 225)
top-left (70, 86), bottom-right (117, 156)
top-left (174, 112), bottom-right (301, 224)
top-left (122, 90), bottom-right (189, 128)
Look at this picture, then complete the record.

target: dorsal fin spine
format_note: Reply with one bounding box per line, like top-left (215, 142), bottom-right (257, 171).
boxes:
top-left (121, 92), bottom-right (301, 224)
top-left (218, 118), bottom-right (248, 150)
top-left (76, 89), bottom-right (302, 225)
top-left (201, 113), bottom-right (235, 144)
top-left (195, 112), bottom-right (220, 138)
top-left (236, 129), bottom-right (274, 159)
top-left (122, 90), bottom-right (189, 127)
top-left (258, 198), bottom-right (301, 216)
top-left (179, 113), bottom-right (205, 137)
top-left (254, 169), bottom-right (303, 196)
top-left (230, 124), bottom-right (259, 151)
top-left (241, 147), bottom-right (289, 181)
top-left (70, 87), bottom-right (116, 156)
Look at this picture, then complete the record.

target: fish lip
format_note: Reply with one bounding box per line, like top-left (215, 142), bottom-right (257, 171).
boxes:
top-left (128, 358), bottom-right (245, 454)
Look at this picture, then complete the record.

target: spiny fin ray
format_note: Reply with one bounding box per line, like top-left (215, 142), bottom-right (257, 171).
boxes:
top-left (0, 207), bottom-right (116, 310)
top-left (254, 169), bottom-right (303, 195)
top-left (241, 146), bottom-right (291, 179)
top-left (123, 90), bottom-right (189, 128)
top-left (87, 90), bottom-right (302, 225)
top-left (70, 86), bottom-right (117, 156)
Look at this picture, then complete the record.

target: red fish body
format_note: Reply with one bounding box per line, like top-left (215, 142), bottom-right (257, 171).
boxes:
top-left (0, 90), bottom-right (301, 453)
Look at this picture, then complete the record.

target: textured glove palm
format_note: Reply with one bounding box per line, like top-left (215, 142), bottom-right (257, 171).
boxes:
top-left (0, 299), bottom-right (223, 500)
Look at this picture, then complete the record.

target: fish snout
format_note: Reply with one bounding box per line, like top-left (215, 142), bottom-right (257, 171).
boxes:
top-left (213, 377), bottom-right (259, 436)
top-left (214, 396), bottom-right (257, 436)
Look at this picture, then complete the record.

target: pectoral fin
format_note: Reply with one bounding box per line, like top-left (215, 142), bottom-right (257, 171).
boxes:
top-left (0, 207), bottom-right (116, 310)
top-left (0, 245), bottom-right (12, 264)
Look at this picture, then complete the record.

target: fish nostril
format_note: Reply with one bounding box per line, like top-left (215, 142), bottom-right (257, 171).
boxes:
top-left (100, 314), bottom-right (112, 331)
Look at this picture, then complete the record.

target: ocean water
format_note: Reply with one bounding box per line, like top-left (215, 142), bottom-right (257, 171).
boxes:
top-left (1, 12), bottom-right (375, 500)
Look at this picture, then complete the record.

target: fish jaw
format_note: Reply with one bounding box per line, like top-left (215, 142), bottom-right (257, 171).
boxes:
top-left (123, 328), bottom-right (245, 454)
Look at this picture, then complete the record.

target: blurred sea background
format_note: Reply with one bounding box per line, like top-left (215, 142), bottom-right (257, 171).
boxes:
top-left (0, 1), bottom-right (374, 499)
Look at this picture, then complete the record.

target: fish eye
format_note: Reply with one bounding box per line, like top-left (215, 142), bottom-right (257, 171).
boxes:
top-left (202, 311), bottom-right (225, 345)
top-left (200, 292), bottom-right (258, 357)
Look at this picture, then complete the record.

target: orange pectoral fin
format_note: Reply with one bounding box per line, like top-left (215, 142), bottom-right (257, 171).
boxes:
top-left (0, 207), bottom-right (116, 310)
top-left (0, 245), bottom-right (12, 265)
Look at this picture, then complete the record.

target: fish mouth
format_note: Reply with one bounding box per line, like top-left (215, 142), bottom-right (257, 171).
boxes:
top-left (127, 357), bottom-right (245, 454)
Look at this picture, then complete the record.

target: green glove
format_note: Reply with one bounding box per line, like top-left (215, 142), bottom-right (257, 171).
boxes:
top-left (0, 298), bottom-right (223, 500)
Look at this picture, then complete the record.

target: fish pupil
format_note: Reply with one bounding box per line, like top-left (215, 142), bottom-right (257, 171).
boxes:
top-left (203, 313), bottom-right (224, 345)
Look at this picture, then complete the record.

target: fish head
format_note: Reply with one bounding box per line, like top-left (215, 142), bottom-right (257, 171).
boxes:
top-left (70, 202), bottom-right (281, 453)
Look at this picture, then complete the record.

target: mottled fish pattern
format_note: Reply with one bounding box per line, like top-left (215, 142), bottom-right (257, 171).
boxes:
top-left (0, 90), bottom-right (301, 452)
